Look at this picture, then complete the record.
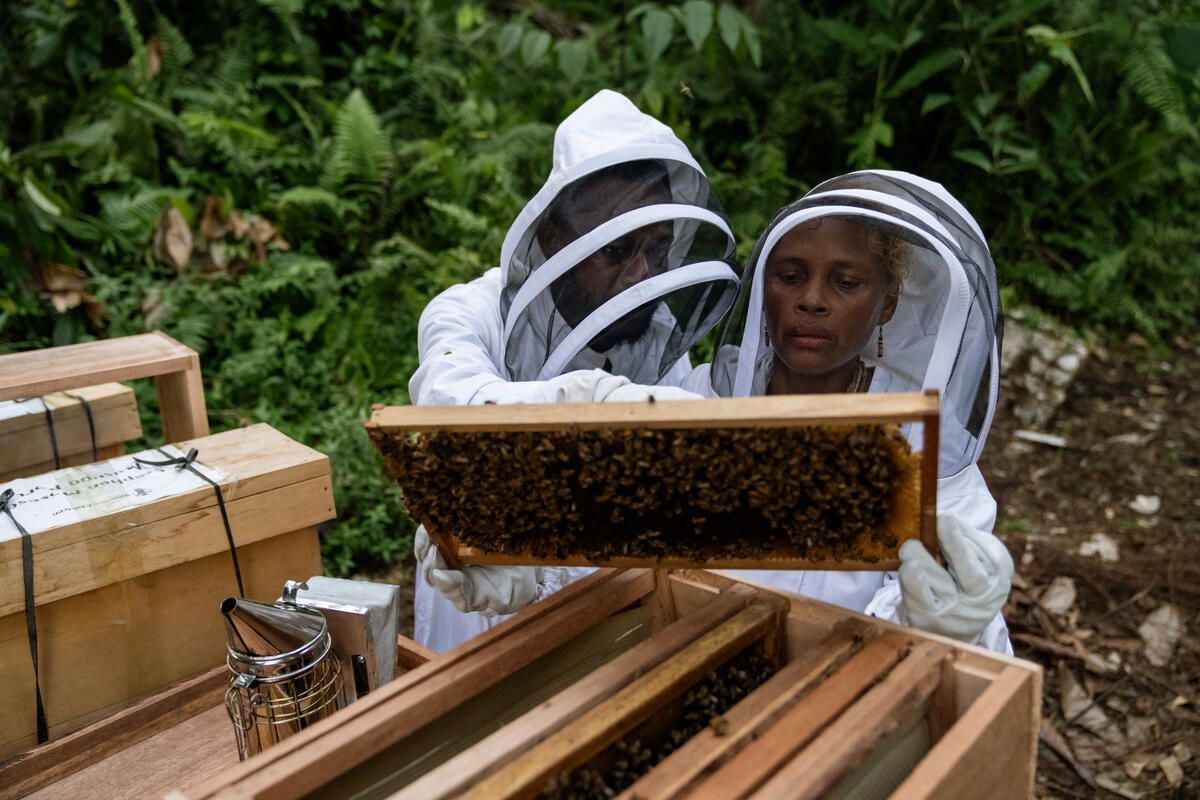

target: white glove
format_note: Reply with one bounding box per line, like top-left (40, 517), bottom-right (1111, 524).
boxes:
top-left (414, 526), bottom-right (540, 617)
top-left (553, 370), bottom-right (633, 403)
top-left (898, 513), bottom-right (1014, 644)
top-left (602, 383), bottom-right (703, 403)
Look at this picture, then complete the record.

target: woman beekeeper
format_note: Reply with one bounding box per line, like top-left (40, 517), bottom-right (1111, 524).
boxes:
top-left (684, 170), bottom-right (1014, 652)
top-left (410, 90), bottom-right (737, 651)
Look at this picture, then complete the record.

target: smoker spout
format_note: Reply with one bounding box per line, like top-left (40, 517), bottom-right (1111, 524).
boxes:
top-left (221, 596), bottom-right (327, 658)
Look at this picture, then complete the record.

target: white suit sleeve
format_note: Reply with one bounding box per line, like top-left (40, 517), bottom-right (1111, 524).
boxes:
top-left (862, 465), bottom-right (1013, 654)
top-left (409, 268), bottom-right (613, 407)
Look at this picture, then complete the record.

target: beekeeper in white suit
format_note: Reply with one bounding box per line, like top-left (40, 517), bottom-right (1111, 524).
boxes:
top-left (686, 169), bottom-right (1013, 652)
top-left (409, 89), bottom-right (740, 652)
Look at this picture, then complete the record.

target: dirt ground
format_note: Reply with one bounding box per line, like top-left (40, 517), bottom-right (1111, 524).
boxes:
top-left (986, 337), bottom-right (1200, 798)
top-left (376, 338), bottom-right (1199, 798)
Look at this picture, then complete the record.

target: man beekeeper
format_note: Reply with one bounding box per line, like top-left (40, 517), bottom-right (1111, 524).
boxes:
top-left (409, 89), bottom-right (740, 651)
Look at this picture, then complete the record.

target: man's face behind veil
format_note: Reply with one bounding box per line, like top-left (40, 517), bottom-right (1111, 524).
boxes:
top-left (540, 170), bottom-right (674, 352)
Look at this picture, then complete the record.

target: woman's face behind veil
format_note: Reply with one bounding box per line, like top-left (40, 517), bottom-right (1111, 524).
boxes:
top-left (763, 217), bottom-right (897, 393)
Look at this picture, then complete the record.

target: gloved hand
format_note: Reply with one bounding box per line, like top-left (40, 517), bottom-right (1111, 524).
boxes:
top-left (602, 383), bottom-right (703, 403)
top-left (898, 513), bottom-right (1014, 644)
top-left (414, 526), bottom-right (540, 617)
top-left (553, 370), bottom-right (633, 403)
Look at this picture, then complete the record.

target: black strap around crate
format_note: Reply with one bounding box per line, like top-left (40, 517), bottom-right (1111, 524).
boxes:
top-left (61, 393), bottom-right (98, 462)
top-left (36, 398), bottom-right (61, 470)
top-left (0, 488), bottom-right (49, 744)
top-left (133, 448), bottom-right (245, 597)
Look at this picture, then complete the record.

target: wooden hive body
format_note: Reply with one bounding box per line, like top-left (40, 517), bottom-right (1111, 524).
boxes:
top-left (164, 569), bottom-right (1041, 800)
top-left (0, 384), bottom-right (143, 483)
top-left (0, 424), bottom-right (335, 759)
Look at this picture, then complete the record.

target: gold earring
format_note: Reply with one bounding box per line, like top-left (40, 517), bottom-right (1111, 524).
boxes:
top-left (877, 327), bottom-right (884, 358)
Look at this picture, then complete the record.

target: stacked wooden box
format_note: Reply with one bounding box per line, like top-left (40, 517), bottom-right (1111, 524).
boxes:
top-left (0, 384), bottom-right (143, 482)
top-left (0, 424), bottom-right (335, 759)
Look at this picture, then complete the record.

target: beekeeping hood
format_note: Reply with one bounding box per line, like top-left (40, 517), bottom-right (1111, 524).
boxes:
top-left (711, 170), bottom-right (1002, 479)
top-left (499, 90), bottom-right (738, 383)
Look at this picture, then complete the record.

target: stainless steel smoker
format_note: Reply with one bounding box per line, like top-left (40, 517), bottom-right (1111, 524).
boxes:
top-left (222, 577), bottom-right (401, 759)
top-left (222, 596), bottom-right (346, 760)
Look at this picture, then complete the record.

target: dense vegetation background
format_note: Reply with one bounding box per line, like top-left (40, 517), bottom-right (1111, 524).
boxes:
top-left (2, 0), bottom-right (1198, 574)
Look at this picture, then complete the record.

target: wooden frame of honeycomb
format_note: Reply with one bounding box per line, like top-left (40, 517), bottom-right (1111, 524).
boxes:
top-left (366, 391), bottom-right (940, 570)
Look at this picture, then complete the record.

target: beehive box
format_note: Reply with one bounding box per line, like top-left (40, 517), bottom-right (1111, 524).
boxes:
top-left (0, 424), bottom-right (334, 759)
top-left (367, 392), bottom-right (940, 570)
top-left (0, 384), bottom-right (143, 483)
top-left (0, 635), bottom-right (436, 800)
top-left (170, 569), bottom-right (1041, 800)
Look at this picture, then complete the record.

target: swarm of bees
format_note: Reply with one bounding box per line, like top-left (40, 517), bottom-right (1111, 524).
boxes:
top-left (540, 651), bottom-right (776, 799)
top-left (374, 423), bottom-right (915, 563)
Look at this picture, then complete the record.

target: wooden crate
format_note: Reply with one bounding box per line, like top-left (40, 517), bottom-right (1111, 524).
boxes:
top-left (0, 424), bottom-right (335, 759)
top-left (0, 332), bottom-right (209, 443)
top-left (0, 635), bottom-right (435, 800)
top-left (367, 392), bottom-right (940, 571)
top-left (0, 383), bottom-right (143, 483)
top-left (171, 569), bottom-right (1041, 800)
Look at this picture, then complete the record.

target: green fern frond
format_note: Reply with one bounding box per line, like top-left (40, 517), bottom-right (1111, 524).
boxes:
top-left (1123, 32), bottom-right (1195, 136)
top-left (113, 0), bottom-right (148, 81)
top-left (321, 90), bottom-right (393, 190)
top-left (156, 15), bottom-right (194, 74)
top-left (275, 186), bottom-right (346, 212)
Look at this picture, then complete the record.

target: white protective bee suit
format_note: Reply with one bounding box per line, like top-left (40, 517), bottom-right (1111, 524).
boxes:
top-left (409, 90), bottom-right (740, 652)
top-left (682, 169), bottom-right (1013, 653)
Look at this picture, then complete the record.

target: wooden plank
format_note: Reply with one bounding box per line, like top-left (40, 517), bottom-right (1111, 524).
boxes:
top-left (619, 620), bottom-right (873, 800)
top-left (156, 352), bottom-right (209, 441)
top-left (0, 333), bottom-right (198, 402)
top-left (26, 705), bottom-right (235, 800)
top-left (0, 473), bottom-right (334, 616)
top-left (395, 635), bottom-right (437, 672)
top-left (1, 527), bottom-right (322, 759)
top-left (748, 640), bottom-right (950, 800)
top-left (455, 546), bottom-right (903, 572)
top-left (179, 569), bottom-right (657, 800)
top-left (460, 598), bottom-right (785, 800)
top-left (687, 635), bottom-right (909, 800)
top-left (0, 666), bottom-right (227, 800)
top-left (366, 391), bottom-right (939, 432)
top-left (0, 424), bottom-right (332, 596)
top-left (889, 666), bottom-right (1040, 800)
top-left (641, 569), bottom-right (679, 632)
top-left (920, 389), bottom-right (939, 555)
top-left (396, 585), bottom-right (760, 800)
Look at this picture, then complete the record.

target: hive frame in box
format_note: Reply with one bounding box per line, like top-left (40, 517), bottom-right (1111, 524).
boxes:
top-left (367, 390), bottom-right (941, 571)
top-left (0, 331), bottom-right (209, 443)
top-left (172, 568), bottom-right (1041, 800)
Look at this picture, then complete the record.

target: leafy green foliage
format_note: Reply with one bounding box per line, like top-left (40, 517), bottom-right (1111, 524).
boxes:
top-left (1, 0), bottom-right (1198, 573)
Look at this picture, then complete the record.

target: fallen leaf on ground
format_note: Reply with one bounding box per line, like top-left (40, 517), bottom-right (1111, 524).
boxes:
top-left (1138, 604), bottom-right (1184, 667)
top-left (1173, 742), bottom-right (1192, 763)
top-left (1124, 753), bottom-right (1153, 779)
top-left (1061, 669), bottom-right (1124, 745)
top-left (1079, 532), bottom-right (1120, 562)
top-left (1159, 754), bottom-right (1184, 786)
top-left (1097, 772), bottom-right (1147, 799)
top-left (1124, 715), bottom-right (1155, 748)
top-left (1040, 576), bottom-right (1077, 614)
top-left (1129, 495), bottom-right (1162, 515)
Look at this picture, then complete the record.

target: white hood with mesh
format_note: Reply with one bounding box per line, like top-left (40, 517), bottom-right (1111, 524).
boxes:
top-left (497, 90), bottom-right (739, 384)
top-left (711, 170), bottom-right (1002, 479)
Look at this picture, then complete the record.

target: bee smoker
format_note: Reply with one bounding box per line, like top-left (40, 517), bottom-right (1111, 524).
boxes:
top-left (222, 596), bottom-right (347, 760)
top-left (279, 576), bottom-right (401, 702)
